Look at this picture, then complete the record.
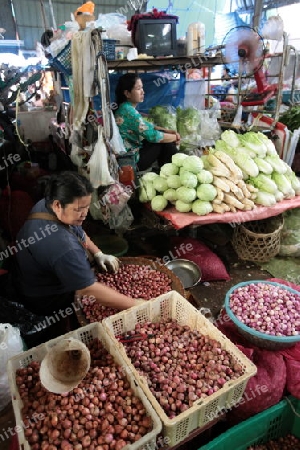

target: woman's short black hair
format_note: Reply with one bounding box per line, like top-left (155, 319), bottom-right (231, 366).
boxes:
top-left (45, 171), bottom-right (93, 208)
top-left (115, 73), bottom-right (140, 108)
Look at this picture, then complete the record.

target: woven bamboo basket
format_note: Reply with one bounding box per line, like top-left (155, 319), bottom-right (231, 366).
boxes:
top-left (75, 256), bottom-right (185, 326)
top-left (231, 215), bottom-right (284, 263)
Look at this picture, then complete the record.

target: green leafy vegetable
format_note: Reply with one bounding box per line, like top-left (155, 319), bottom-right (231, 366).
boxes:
top-left (192, 200), bottom-right (213, 216)
top-left (196, 184), bottom-right (217, 201)
top-left (250, 173), bottom-right (278, 194)
top-left (179, 171), bottom-right (198, 188)
top-left (175, 200), bottom-right (192, 213)
top-left (160, 163), bottom-right (179, 177)
top-left (153, 176), bottom-right (168, 193)
top-left (172, 153), bottom-right (188, 167)
top-left (166, 175), bottom-right (182, 189)
top-left (182, 155), bottom-right (204, 174)
top-left (176, 186), bottom-right (197, 203)
top-left (163, 188), bottom-right (178, 202)
top-left (197, 170), bottom-right (214, 184)
top-left (151, 195), bottom-right (168, 211)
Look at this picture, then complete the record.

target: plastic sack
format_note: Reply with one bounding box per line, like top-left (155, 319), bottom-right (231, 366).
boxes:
top-left (216, 310), bottom-right (287, 423)
top-left (95, 13), bottom-right (127, 38)
top-left (169, 236), bottom-right (230, 281)
top-left (107, 24), bottom-right (132, 45)
top-left (87, 127), bottom-right (114, 187)
top-left (200, 110), bottom-right (221, 141)
top-left (280, 343), bottom-right (300, 399)
top-left (0, 324), bottom-right (23, 412)
top-left (89, 184), bottom-right (134, 231)
top-left (227, 344), bottom-right (287, 424)
top-left (110, 112), bottom-right (127, 155)
top-left (261, 15), bottom-right (284, 41)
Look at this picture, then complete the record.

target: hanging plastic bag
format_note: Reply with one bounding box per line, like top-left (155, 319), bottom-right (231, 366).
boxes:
top-left (0, 324), bottom-right (23, 412)
top-left (87, 126), bottom-right (114, 187)
top-left (110, 112), bottom-right (127, 155)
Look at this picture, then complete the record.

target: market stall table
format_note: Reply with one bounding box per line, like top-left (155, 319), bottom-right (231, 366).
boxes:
top-left (151, 196), bottom-right (300, 230)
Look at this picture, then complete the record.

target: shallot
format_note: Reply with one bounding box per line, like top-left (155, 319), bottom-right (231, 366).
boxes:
top-left (97, 264), bottom-right (172, 299)
top-left (229, 283), bottom-right (300, 336)
top-left (15, 338), bottom-right (153, 449)
top-left (120, 319), bottom-right (244, 418)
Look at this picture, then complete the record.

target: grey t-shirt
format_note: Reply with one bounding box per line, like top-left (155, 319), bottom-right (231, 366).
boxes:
top-left (16, 199), bottom-right (95, 311)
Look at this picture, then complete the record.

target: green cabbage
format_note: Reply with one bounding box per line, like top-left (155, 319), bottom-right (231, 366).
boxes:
top-left (182, 155), bottom-right (204, 174)
top-left (192, 200), bottom-right (213, 216)
top-left (172, 153), bottom-right (188, 167)
top-left (160, 163), bottom-right (179, 177)
top-left (197, 170), bottom-right (213, 184)
top-left (196, 184), bottom-right (217, 201)
top-left (142, 172), bottom-right (159, 182)
top-left (166, 175), bottom-right (182, 189)
top-left (176, 186), bottom-right (197, 203)
top-left (139, 179), bottom-right (156, 202)
top-left (153, 176), bottom-right (168, 193)
top-left (175, 200), bottom-right (192, 213)
top-left (179, 171), bottom-right (198, 188)
top-left (151, 195), bottom-right (168, 211)
top-left (163, 188), bottom-right (178, 202)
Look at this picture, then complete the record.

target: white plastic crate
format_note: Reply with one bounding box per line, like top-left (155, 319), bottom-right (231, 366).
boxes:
top-left (103, 291), bottom-right (257, 447)
top-left (7, 323), bottom-right (162, 450)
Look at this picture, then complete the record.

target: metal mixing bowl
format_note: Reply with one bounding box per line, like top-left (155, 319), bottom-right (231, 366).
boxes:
top-left (165, 259), bottom-right (202, 289)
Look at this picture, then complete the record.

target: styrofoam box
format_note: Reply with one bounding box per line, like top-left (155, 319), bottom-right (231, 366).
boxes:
top-left (103, 291), bottom-right (257, 447)
top-left (7, 323), bottom-right (162, 450)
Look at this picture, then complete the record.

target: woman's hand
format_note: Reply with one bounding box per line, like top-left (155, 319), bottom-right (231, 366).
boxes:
top-left (94, 251), bottom-right (120, 272)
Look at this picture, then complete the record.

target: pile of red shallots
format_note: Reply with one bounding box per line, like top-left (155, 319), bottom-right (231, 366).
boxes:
top-left (247, 434), bottom-right (300, 449)
top-left (120, 319), bottom-right (245, 418)
top-left (229, 282), bottom-right (300, 337)
top-left (15, 339), bottom-right (153, 450)
top-left (96, 264), bottom-right (172, 299)
top-left (81, 264), bottom-right (173, 322)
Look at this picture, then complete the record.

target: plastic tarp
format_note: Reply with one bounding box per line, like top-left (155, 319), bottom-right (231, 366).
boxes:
top-left (152, 196), bottom-right (300, 229)
top-left (92, 72), bottom-right (185, 115)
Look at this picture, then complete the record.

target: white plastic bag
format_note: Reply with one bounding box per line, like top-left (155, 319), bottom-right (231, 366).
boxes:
top-left (0, 324), bottom-right (23, 412)
top-left (110, 112), bottom-right (127, 155)
top-left (87, 126), bottom-right (114, 187)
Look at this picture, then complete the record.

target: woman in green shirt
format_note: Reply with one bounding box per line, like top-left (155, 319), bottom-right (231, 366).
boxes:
top-left (115, 73), bottom-right (180, 171)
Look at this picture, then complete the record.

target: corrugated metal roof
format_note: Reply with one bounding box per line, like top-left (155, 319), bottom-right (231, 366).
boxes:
top-left (8, 0), bottom-right (300, 51)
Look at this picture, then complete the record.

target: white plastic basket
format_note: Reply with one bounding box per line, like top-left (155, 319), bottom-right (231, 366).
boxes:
top-left (103, 291), bottom-right (257, 447)
top-left (7, 323), bottom-right (162, 450)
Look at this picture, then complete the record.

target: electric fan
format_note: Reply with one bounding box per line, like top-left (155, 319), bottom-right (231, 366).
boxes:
top-left (221, 26), bottom-right (277, 106)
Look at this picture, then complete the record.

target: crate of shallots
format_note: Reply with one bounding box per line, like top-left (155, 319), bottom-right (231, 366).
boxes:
top-left (102, 291), bottom-right (257, 447)
top-left (7, 322), bottom-right (162, 450)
